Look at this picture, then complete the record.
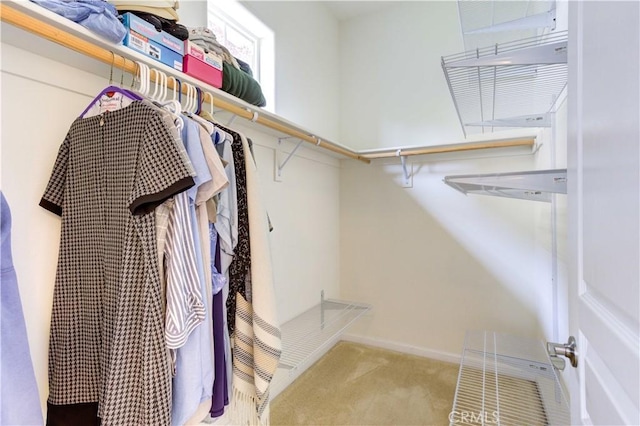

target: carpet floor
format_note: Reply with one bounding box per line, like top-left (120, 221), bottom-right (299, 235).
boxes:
top-left (270, 341), bottom-right (459, 425)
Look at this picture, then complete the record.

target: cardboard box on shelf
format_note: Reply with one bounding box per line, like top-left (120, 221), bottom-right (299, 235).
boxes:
top-left (183, 40), bottom-right (223, 88)
top-left (120, 12), bottom-right (184, 71)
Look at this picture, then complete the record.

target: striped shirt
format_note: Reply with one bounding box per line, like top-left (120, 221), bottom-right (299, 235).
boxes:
top-left (164, 191), bottom-right (205, 349)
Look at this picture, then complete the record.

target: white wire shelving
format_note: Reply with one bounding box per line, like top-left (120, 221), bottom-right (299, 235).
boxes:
top-left (442, 31), bottom-right (568, 137)
top-left (443, 169), bottom-right (567, 202)
top-left (278, 293), bottom-right (371, 373)
top-left (451, 331), bottom-right (570, 426)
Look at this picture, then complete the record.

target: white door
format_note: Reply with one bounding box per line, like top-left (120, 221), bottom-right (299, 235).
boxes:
top-left (567, 1), bottom-right (640, 424)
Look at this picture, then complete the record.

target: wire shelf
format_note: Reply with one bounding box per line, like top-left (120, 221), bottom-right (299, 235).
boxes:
top-left (451, 331), bottom-right (570, 426)
top-left (278, 296), bottom-right (371, 373)
top-left (443, 169), bottom-right (567, 203)
top-left (442, 31), bottom-right (568, 137)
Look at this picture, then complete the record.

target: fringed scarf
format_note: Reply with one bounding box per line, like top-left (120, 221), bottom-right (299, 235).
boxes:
top-left (230, 135), bottom-right (281, 425)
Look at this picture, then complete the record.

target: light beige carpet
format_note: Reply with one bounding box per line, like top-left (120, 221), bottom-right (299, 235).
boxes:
top-left (271, 341), bottom-right (459, 426)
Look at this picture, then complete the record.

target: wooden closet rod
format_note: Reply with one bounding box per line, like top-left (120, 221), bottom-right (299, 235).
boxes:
top-left (0, 3), bottom-right (370, 164)
top-left (359, 138), bottom-right (535, 159)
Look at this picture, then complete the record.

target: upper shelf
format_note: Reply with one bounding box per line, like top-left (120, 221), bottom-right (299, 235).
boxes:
top-left (443, 169), bottom-right (567, 202)
top-left (0, 1), bottom-right (369, 163)
top-left (441, 31), bottom-right (568, 137)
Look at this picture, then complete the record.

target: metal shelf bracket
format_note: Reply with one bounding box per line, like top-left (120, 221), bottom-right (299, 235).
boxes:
top-left (397, 150), bottom-right (413, 188)
top-left (275, 137), bottom-right (304, 181)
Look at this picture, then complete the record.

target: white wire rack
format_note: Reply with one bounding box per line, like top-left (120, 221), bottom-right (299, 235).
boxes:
top-left (278, 293), bottom-right (371, 373)
top-left (443, 169), bottom-right (567, 202)
top-left (451, 331), bottom-right (570, 426)
top-left (441, 31), bottom-right (568, 137)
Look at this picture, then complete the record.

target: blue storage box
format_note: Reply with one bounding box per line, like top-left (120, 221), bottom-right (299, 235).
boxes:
top-left (120, 12), bottom-right (183, 71)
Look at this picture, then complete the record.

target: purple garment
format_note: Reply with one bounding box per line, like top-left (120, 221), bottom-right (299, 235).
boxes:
top-left (29, 0), bottom-right (126, 43)
top-left (211, 232), bottom-right (229, 418)
top-left (1, 192), bottom-right (44, 426)
top-left (209, 223), bottom-right (227, 295)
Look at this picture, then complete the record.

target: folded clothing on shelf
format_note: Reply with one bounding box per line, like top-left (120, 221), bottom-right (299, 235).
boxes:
top-left (188, 27), bottom-right (241, 70)
top-left (222, 62), bottom-right (266, 107)
top-left (109, 0), bottom-right (179, 20)
top-left (187, 27), bottom-right (265, 106)
top-left (235, 57), bottom-right (253, 77)
top-left (29, 0), bottom-right (127, 43)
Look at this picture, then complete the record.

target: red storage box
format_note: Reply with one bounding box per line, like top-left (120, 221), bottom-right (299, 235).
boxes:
top-left (183, 40), bottom-right (223, 88)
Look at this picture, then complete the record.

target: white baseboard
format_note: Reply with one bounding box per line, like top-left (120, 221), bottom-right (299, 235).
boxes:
top-left (341, 333), bottom-right (462, 365)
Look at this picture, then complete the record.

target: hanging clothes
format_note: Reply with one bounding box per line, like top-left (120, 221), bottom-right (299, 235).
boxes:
top-left (40, 101), bottom-right (195, 425)
top-left (1, 192), bottom-right (44, 426)
top-left (219, 125), bottom-right (251, 336)
top-left (210, 229), bottom-right (229, 418)
top-left (169, 116), bottom-right (216, 426)
top-left (210, 125), bottom-right (237, 406)
top-left (230, 135), bottom-right (282, 426)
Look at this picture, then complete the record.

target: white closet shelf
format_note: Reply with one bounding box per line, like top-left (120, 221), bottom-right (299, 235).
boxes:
top-left (442, 31), bottom-right (568, 137)
top-left (451, 331), bottom-right (570, 426)
top-left (0, 1), bottom-right (370, 163)
top-left (278, 295), bottom-right (371, 373)
top-left (443, 169), bottom-right (567, 202)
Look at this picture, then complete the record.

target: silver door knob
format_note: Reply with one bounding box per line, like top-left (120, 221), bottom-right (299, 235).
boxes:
top-left (547, 336), bottom-right (578, 368)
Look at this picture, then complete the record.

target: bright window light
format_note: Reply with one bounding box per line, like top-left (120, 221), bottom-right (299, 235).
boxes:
top-left (207, 0), bottom-right (275, 111)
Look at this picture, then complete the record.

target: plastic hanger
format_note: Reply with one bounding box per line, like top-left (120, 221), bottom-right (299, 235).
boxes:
top-left (161, 76), bottom-right (182, 115)
top-left (79, 85), bottom-right (140, 118)
top-left (181, 82), bottom-right (191, 112)
top-left (202, 91), bottom-right (222, 126)
top-left (139, 62), bottom-right (151, 97)
top-left (80, 54), bottom-right (141, 118)
top-left (187, 86), bottom-right (214, 134)
top-left (157, 73), bottom-right (184, 132)
top-left (208, 92), bottom-right (221, 120)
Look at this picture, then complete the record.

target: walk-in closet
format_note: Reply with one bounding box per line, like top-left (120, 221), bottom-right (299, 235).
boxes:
top-left (1, 1), bottom-right (638, 425)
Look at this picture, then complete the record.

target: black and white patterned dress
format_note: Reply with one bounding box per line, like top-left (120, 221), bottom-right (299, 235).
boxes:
top-left (40, 102), bottom-right (194, 425)
top-left (216, 125), bottom-right (250, 336)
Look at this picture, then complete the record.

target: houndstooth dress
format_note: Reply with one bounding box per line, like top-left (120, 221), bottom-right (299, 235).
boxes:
top-left (40, 102), bottom-right (195, 425)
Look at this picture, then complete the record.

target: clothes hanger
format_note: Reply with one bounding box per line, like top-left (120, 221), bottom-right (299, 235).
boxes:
top-left (117, 58), bottom-right (144, 100)
top-left (156, 72), bottom-right (184, 131)
top-left (79, 53), bottom-right (141, 118)
top-left (161, 76), bottom-right (182, 116)
top-left (197, 91), bottom-right (227, 144)
top-left (187, 86), bottom-right (214, 134)
top-left (202, 91), bottom-right (223, 126)
top-left (181, 81), bottom-right (192, 113)
top-left (139, 62), bottom-right (151, 98)
top-left (149, 68), bottom-right (164, 102)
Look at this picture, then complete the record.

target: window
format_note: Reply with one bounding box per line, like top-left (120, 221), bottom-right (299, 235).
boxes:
top-left (207, 0), bottom-right (275, 110)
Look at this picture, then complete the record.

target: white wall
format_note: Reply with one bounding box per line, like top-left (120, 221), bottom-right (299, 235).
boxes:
top-left (0, 40), bottom-right (341, 416)
top-left (176, 0), bottom-right (207, 27)
top-left (241, 1), bottom-right (342, 143)
top-left (333, 0), bottom-right (569, 360)
top-left (1, 44), bottom-right (108, 415)
top-left (228, 124), bottom-right (342, 324)
top-left (339, 144), bottom-right (560, 358)
top-left (338, 1), bottom-right (465, 150)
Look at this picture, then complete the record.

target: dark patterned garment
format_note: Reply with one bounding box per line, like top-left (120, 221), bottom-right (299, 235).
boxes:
top-left (40, 102), bottom-right (194, 426)
top-left (217, 125), bottom-right (250, 336)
